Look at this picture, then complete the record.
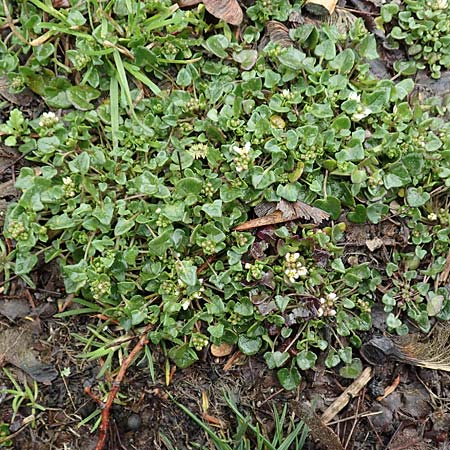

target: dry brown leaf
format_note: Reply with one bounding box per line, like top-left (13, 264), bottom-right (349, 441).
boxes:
top-left (52, 0), bottom-right (70, 8)
top-left (178, 0), bottom-right (202, 6)
top-left (211, 342), bottom-right (233, 357)
top-left (235, 200), bottom-right (329, 231)
top-left (266, 21), bottom-right (294, 48)
top-left (203, 0), bottom-right (243, 26)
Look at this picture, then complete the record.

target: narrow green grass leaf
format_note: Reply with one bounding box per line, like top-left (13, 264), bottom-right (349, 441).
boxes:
top-left (110, 75), bottom-right (119, 152)
top-left (112, 50), bottom-right (133, 109)
top-left (27, 0), bottom-right (67, 21)
top-left (123, 61), bottom-right (161, 96)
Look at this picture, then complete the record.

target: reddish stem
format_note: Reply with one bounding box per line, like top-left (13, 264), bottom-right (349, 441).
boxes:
top-left (87, 324), bottom-right (152, 450)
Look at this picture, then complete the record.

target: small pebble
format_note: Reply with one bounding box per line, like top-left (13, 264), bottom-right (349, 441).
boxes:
top-left (127, 413), bottom-right (142, 431)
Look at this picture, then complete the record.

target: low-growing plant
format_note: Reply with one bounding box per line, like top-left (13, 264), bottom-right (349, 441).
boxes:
top-left (1, 1), bottom-right (450, 389)
top-left (378, 0), bottom-right (450, 78)
top-left (1, 368), bottom-right (45, 427)
top-left (168, 391), bottom-right (309, 450)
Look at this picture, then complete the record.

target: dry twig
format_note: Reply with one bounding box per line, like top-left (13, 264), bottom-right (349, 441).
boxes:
top-left (321, 367), bottom-right (372, 424)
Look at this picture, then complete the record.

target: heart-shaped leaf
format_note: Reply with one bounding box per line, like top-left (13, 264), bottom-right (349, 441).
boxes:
top-left (347, 205), bottom-right (367, 223)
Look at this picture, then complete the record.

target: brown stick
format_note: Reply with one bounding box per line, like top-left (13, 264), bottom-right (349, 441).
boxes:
top-left (304, 0), bottom-right (338, 16)
top-left (321, 367), bottom-right (372, 424)
top-left (86, 324), bottom-right (152, 450)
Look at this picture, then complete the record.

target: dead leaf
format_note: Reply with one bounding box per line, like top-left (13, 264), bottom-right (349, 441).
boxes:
top-left (211, 342), bottom-right (233, 357)
top-left (178, 0), bottom-right (202, 6)
top-left (0, 328), bottom-right (58, 383)
top-left (0, 180), bottom-right (18, 198)
top-left (52, 0), bottom-right (70, 8)
top-left (292, 401), bottom-right (345, 450)
top-left (203, 0), bottom-right (243, 26)
top-left (235, 200), bottom-right (329, 231)
top-left (267, 21), bottom-right (294, 48)
top-left (0, 298), bottom-right (31, 320)
top-left (366, 237), bottom-right (383, 252)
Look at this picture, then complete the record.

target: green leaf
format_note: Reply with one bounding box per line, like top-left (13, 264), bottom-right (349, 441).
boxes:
top-left (357, 34), bottom-right (378, 59)
top-left (178, 261), bottom-right (197, 286)
top-left (325, 350), bottom-right (341, 368)
top-left (68, 152), bottom-right (90, 174)
top-left (67, 85), bottom-right (100, 110)
top-left (315, 39), bottom-right (336, 60)
top-left (264, 351), bottom-right (290, 369)
top-left (381, 3), bottom-right (399, 22)
top-left (296, 350), bottom-right (317, 370)
top-left (204, 35), bottom-right (229, 58)
top-left (238, 336), bottom-right (262, 355)
top-left (168, 343), bottom-right (198, 369)
top-left (277, 367), bottom-right (301, 391)
top-left (339, 358), bottom-right (363, 379)
top-left (278, 47), bottom-right (306, 70)
top-left (148, 230), bottom-right (172, 256)
top-left (114, 217), bottom-right (135, 236)
top-left (314, 196), bottom-right (341, 220)
top-left (347, 205), bottom-right (367, 223)
top-left (176, 68), bottom-right (192, 87)
top-left (15, 252), bottom-right (38, 275)
top-left (329, 48), bottom-right (355, 73)
top-left (201, 200), bottom-right (223, 218)
top-left (367, 203), bottom-right (388, 224)
top-left (406, 187), bottom-right (430, 207)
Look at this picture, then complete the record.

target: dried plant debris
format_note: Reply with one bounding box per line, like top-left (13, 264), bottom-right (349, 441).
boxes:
top-left (267, 21), bottom-right (295, 48)
top-left (0, 328), bottom-right (57, 383)
top-left (235, 200), bottom-right (329, 231)
top-left (304, 0), bottom-right (338, 17)
top-left (292, 401), bottom-right (345, 450)
top-left (361, 324), bottom-right (450, 372)
top-left (179, 0), bottom-right (243, 25)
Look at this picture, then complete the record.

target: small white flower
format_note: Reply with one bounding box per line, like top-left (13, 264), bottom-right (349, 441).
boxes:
top-left (297, 266), bottom-right (308, 277)
top-left (319, 297), bottom-right (326, 305)
top-left (328, 309), bottom-right (337, 317)
top-left (348, 91), bottom-right (361, 101)
top-left (62, 176), bottom-right (72, 185)
top-left (39, 111), bottom-right (59, 127)
top-left (352, 105), bottom-right (372, 121)
top-left (317, 307), bottom-right (324, 317)
top-left (428, 213), bottom-right (438, 221)
top-left (181, 299), bottom-right (190, 310)
top-left (245, 263), bottom-right (252, 269)
top-left (326, 292), bottom-right (337, 302)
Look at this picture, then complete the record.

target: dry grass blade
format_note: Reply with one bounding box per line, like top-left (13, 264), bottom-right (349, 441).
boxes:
top-left (203, 0), bottom-right (243, 25)
top-left (394, 324), bottom-right (450, 371)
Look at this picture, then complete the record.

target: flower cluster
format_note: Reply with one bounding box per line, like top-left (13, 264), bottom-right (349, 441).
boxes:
top-left (91, 278), bottom-right (112, 300)
top-left (284, 253), bottom-right (308, 283)
top-left (189, 143), bottom-right (209, 160)
top-left (244, 260), bottom-right (264, 280)
top-left (62, 177), bottom-right (76, 198)
top-left (191, 333), bottom-right (208, 351)
top-left (232, 142), bottom-right (252, 173)
top-left (317, 292), bottom-right (338, 317)
top-left (38, 111), bottom-right (59, 128)
top-left (7, 221), bottom-right (28, 241)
